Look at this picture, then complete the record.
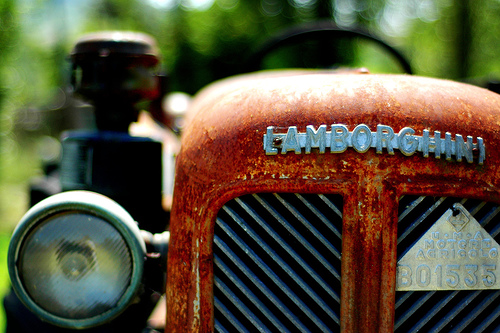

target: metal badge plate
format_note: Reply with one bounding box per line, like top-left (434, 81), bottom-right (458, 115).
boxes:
top-left (397, 203), bottom-right (499, 291)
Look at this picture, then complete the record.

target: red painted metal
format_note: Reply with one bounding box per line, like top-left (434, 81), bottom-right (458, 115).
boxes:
top-left (167, 70), bottom-right (500, 332)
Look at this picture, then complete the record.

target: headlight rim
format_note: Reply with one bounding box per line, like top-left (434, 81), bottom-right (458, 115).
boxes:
top-left (8, 190), bottom-right (146, 329)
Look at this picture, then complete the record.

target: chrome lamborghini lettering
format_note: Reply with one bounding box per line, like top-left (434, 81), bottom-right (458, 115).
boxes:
top-left (264, 124), bottom-right (485, 164)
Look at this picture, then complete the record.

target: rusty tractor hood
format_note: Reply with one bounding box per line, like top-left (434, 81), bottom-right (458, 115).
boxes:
top-left (167, 70), bottom-right (500, 332)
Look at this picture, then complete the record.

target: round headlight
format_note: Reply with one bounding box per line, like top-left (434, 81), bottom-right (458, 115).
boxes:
top-left (8, 191), bottom-right (146, 329)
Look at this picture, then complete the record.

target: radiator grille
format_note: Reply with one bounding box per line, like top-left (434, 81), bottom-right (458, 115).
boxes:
top-left (213, 193), bottom-right (343, 332)
top-left (396, 196), bottom-right (500, 332)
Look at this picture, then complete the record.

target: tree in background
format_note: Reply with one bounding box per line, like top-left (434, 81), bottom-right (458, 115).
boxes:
top-left (0, 0), bottom-right (17, 104)
top-left (0, 0), bottom-right (18, 157)
top-left (82, 0), bottom-right (401, 93)
top-left (0, 0), bottom-right (22, 232)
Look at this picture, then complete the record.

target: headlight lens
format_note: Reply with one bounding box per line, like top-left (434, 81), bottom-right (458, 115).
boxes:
top-left (8, 191), bottom-right (145, 329)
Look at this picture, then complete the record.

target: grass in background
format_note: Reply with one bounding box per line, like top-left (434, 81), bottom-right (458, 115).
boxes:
top-left (0, 140), bottom-right (41, 332)
top-left (0, 234), bottom-right (11, 331)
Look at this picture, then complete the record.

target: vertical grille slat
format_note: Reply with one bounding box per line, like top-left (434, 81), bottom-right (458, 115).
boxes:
top-left (214, 193), bottom-right (342, 332)
top-left (396, 196), bottom-right (500, 332)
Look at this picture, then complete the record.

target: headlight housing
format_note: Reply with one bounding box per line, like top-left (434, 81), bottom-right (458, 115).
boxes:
top-left (8, 191), bottom-right (146, 329)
